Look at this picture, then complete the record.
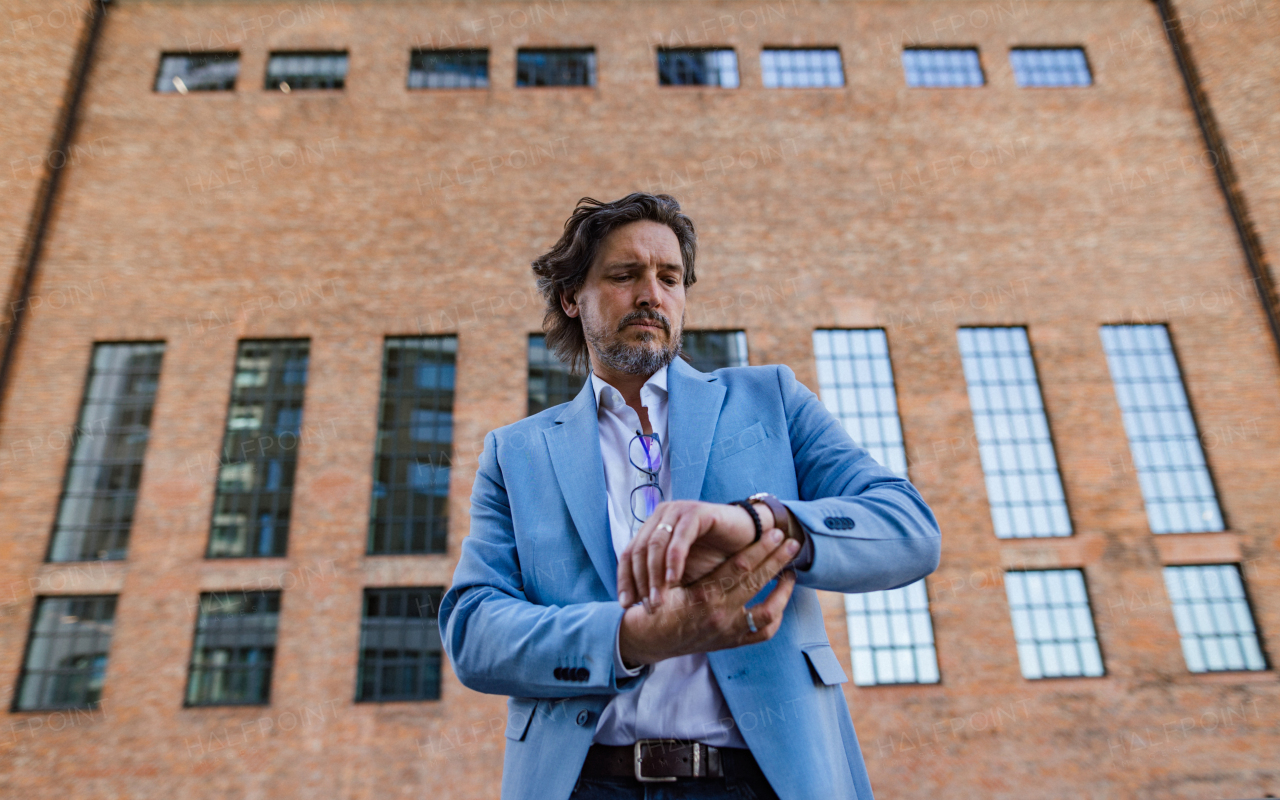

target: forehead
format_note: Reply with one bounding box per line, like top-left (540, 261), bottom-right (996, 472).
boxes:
top-left (594, 220), bottom-right (683, 266)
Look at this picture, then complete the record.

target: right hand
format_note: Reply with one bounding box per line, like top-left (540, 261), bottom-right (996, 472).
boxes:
top-left (618, 527), bottom-right (799, 667)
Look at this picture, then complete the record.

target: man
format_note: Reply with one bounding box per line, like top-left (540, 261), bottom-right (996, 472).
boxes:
top-left (439, 193), bottom-right (940, 800)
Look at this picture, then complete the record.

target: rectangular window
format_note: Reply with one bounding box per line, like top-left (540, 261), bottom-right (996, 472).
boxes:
top-left (1099, 324), bottom-right (1224, 534)
top-left (516, 48), bottom-right (596, 87)
top-left (901, 47), bottom-right (985, 87)
top-left (208, 340), bottom-right (309, 558)
top-left (813, 330), bottom-right (939, 684)
top-left (155, 52), bottom-right (239, 93)
top-left (408, 49), bottom-right (488, 89)
top-left (185, 591), bottom-right (280, 706)
top-left (1009, 47), bottom-right (1092, 87)
top-left (845, 581), bottom-right (939, 686)
top-left (760, 48), bottom-right (844, 88)
top-left (528, 334), bottom-right (586, 417)
top-left (14, 596), bottom-right (116, 710)
top-left (681, 330), bottom-right (748, 371)
top-left (957, 327), bottom-right (1072, 539)
top-left (369, 337), bottom-right (456, 555)
top-left (1163, 565), bottom-right (1266, 672)
top-left (1005, 570), bottom-right (1104, 679)
top-left (266, 51), bottom-right (348, 91)
top-left (657, 48), bottom-right (739, 87)
top-left (357, 587), bottom-right (444, 702)
top-left (48, 342), bottom-right (165, 562)
top-left (812, 329), bottom-right (907, 476)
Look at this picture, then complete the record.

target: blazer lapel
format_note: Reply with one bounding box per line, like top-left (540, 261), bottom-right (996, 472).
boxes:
top-left (542, 379), bottom-right (617, 597)
top-left (667, 358), bottom-right (727, 502)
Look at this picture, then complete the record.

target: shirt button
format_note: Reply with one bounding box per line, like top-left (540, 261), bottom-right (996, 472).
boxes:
top-left (576, 710), bottom-right (591, 726)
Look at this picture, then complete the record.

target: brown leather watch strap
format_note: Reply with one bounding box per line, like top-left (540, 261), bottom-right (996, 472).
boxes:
top-left (748, 492), bottom-right (793, 541)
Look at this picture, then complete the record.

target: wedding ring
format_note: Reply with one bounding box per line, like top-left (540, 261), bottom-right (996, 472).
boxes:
top-left (745, 608), bottom-right (758, 634)
top-left (656, 523), bottom-right (674, 534)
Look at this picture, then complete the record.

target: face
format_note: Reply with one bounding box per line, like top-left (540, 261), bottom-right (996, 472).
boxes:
top-left (561, 220), bottom-right (687, 377)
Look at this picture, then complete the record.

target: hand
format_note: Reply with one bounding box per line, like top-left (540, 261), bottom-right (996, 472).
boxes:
top-left (618, 528), bottom-right (800, 666)
top-left (617, 500), bottom-right (756, 610)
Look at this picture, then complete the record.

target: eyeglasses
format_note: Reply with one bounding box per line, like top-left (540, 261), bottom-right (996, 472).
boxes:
top-left (629, 431), bottom-right (664, 523)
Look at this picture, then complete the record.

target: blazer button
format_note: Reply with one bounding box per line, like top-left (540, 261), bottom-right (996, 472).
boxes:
top-left (823, 516), bottom-right (856, 531)
top-left (576, 710), bottom-right (591, 726)
top-left (553, 667), bottom-right (564, 680)
top-left (575, 667), bottom-right (589, 681)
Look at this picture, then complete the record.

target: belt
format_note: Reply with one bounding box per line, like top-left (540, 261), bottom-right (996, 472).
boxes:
top-left (581, 740), bottom-right (759, 783)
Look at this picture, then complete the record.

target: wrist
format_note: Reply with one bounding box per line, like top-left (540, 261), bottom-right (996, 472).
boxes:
top-left (748, 493), bottom-right (796, 542)
top-left (619, 603), bottom-right (660, 667)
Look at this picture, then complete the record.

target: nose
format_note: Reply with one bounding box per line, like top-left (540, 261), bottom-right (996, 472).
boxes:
top-left (635, 270), bottom-right (663, 308)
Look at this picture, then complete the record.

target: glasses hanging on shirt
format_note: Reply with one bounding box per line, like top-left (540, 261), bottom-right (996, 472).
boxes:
top-left (628, 431), bottom-right (664, 523)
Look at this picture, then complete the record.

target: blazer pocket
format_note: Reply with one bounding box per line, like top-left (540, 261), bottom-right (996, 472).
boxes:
top-left (505, 696), bottom-right (538, 741)
top-left (801, 643), bottom-right (849, 686)
top-left (708, 421), bottom-right (769, 463)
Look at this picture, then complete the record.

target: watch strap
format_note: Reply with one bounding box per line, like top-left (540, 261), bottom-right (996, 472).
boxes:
top-left (748, 493), bottom-right (792, 540)
top-left (729, 500), bottom-right (763, 544)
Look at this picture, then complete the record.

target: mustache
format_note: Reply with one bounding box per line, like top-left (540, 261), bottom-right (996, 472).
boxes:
top-left (617, 310), bottom-right (670, 332)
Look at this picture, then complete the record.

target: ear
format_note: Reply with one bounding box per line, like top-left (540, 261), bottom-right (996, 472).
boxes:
top-left (560, 288), bottom-right (580, 319)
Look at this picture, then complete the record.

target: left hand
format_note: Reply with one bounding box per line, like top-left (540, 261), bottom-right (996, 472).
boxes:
top-left (617, 500), bottom-right (763, 609)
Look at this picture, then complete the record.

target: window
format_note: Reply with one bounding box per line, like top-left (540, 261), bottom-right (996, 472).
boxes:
top-left (265, 51), bottom-right (348, 91)
top-left (408, 49), bottom-right (488, 89)
top-left (1005, 570), bottom-right (1103, 679)
top-left (957, 328), bottom-right (1072, 539)
top-left (812, 329), bottom-right (907, 476)
top-left (1163, 565), bottom-right (1266, 672)
top-left (13, 596), bottom-right (116, 710)
top-left (155, 52), bottom-right (239, 93)
top-left (681, 330), bottom-right (748, 371)
top-left (208, 340), bottom-right (309, 558)
top-left (1099, 325), bottom-right (1224, 534)
top-left (48, 342), bottom-right (165, 562)
top-left (516, 49), bottom-right (596, 87)
top-left (845, 582), bottom-right (939, 686)
top-left (657, 48), bottom-right (739, 87)
top-left (1009, 47), bottom-right (1092, 87)
top-left (185, 591), bottom-right (280, 706)
top-left (901, 48), bottom-right (985, 87)
top-left (813, 330), bottom-right (939, 684)
top-left (357, 588), bottom-right (444, 702)
top-left (369, 337), bottom-right (456, 555)
top-left (528, 334), bottom-right (586, 416)
top-left (760, 48), bottom-right (844, 88)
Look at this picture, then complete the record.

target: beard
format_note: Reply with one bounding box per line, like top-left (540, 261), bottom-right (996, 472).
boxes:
top-left (584, 308), bottom-right (682, 376)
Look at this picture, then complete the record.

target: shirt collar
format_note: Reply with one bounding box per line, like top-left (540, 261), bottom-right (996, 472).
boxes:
top-left (590, 364), bottom-right (669, 413)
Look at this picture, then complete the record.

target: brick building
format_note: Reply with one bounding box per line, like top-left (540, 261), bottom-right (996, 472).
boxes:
top-left (1, 0), bottom-right (1277, 798)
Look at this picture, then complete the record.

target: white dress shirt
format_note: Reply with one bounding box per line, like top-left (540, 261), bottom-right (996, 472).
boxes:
top-left (589, 365), bottom-right (749, 748)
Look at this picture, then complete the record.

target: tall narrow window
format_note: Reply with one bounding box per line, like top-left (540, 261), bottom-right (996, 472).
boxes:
top-left (369, 337), bottom-right (456, 555)
top-left (14, 596), bottom-right (116, 710)
top-left (528, 334), bottom-right (586, 416)
top-left (155, 52), bottom-right (239, 93)
top-left (408, 49), bottom-right (488, 89)
top-left (657, 48), bottom-right (739, 87)
top-left (901, 48), bottom-right (985, 87)
top-left (813, 330), bottom-right (940, 685)
top-left (48, 342), bottom-right (165, 562)
top-left (1099, 325), bottom-right (1224, 534)
top-left (1009, 47), bottom-right (1092, 87)
top-left (760, 48), bottom-right (844, 88)
top-left (1005, 569), bottom-right (1104, 679)
top-left (185, 591), bottom-right (280, 706)
top-left (208, 340), bottom-right (309, 558)
top-left (957, 327), bottom-right (1072, 539)
top-left (1163, 565), bottom-right (1266, 672)
top-left (681, 330), bottom-right (748, 372)
top-left (357, 587), bottom-right (444, 702)
top-left (516, 49), bottom-right (596, 87)
top-left (266, 51), bottom-right (348, 91)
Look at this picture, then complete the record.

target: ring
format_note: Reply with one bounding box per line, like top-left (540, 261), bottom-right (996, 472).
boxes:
top-left (745, 608), bottom-right (758, 634)
top-left (656, 523), bottom-right (673, 534)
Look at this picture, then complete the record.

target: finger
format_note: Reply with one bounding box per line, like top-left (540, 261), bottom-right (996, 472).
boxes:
top-left (631, 533), bottom-right (651, 612)
top-left (647, 520), bottom-right (674, 606)
top-left (664, 511), bottom-right (701, 587)
top-left (617, 539), bottom-right (638, 607)
top-left (725, 529), bottom-right (799, 607)
top-left (742, 569), bottom-right (796, 645)
top-left (703, 527), bottom-right (786, 601)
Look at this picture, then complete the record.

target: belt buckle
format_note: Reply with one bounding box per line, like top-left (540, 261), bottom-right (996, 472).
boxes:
top-left (634, 739), bottom-right (678, 783)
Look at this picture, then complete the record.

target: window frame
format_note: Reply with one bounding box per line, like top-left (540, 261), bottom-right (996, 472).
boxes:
top-left (1008, 46), bottom-right (1093, 88)
top-left (11, 595), bottom-right (118, 712)
top-left (655, 47), bottom-right (740, 88)
top-left (900, 46), bottom-right (986, 88)
top-left (355, 587), bottom-right (446, 703)
top-left (183, 590), bottom-right (282, 707)
top-left (759, 46), bottom-right (846, 89)
top-left (264, 50), bottom-right (349, 91)
top-left (514, 47), bottom-right (597, 88)
top-left (153, 51), bottom-right (241, 93)
top-left (406, 48), bottom-right (490, 90)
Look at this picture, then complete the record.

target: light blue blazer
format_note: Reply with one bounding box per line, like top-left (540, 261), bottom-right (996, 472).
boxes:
top-left (439, 357), bottom-right (941, 800)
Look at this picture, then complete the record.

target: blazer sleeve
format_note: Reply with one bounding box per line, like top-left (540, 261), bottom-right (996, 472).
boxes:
top-left (772, 365), bottom-right (942, 593)
top-left (438, 430), bottom-right (648, 698)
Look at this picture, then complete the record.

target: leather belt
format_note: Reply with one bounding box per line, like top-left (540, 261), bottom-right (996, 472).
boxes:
top-left (581, 740), bottom-right (758, 782)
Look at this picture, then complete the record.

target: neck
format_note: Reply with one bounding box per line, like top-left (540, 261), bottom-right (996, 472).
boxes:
top-left (590, 356), bottom-right (660, 435)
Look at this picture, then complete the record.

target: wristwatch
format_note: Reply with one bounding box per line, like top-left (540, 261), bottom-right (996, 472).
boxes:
top-left (746, 492), bottom-right (794, 542)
